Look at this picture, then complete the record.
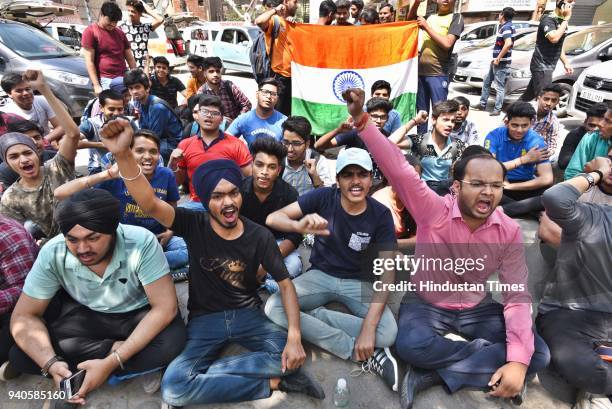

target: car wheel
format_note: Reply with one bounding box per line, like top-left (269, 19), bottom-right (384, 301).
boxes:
top-left (555, 82), bottom-right (573, 118)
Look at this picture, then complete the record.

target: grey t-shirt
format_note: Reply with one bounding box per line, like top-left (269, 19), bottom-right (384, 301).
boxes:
top-left (539, 184), bottom-right (612, 313)
top-left (531, 14), bottom-right (566, 71)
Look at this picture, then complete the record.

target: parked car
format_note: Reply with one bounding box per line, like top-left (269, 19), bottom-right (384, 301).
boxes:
top-left (0, 18), bottom-right (94, 119)
top-left (567, 59), bottom-right (612, 120)
top-left (138, 14), bottom-right (195, 68)
top-left (457, 27), bottom-right (537, 56)
top-left (180, 23), bottom-right (222, 57)
top-left (455, 20), bottom-right (538, 54)
top-left (454, 24), bottom-right (612, 116)
top-left (43, 22), bottom-right (86, 50)
top-left (212, 25), bottom-right (261, 74)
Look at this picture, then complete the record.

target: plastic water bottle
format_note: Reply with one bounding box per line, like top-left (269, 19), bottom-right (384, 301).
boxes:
top-left (333, 377), bottom-right (350, 407)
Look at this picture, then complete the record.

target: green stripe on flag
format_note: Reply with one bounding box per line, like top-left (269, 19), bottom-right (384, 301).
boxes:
top-left (292, 92), bottom-right (417, 136)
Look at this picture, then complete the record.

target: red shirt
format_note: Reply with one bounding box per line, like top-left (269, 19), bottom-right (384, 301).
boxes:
top-left (81, 24), bottom-right (130, 79)
top-left (177, 132), bottom-right (252, 201)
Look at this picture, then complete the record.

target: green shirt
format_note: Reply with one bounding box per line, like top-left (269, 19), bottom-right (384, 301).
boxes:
top-left (23, 224), bottom-right (169, 313)
top-left (564, 130), bottom-right (612, 180)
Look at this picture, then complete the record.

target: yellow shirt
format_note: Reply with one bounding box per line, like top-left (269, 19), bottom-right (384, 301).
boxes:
top-left (419, 13), bottom-right (463, 76)
top-left (185, 77), bottom-right (205, 99)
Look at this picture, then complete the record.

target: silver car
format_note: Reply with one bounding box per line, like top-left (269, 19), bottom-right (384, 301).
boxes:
top-left (454, 24), bottom-right (612, 116)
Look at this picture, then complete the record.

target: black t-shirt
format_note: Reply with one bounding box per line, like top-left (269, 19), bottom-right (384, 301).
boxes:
top-left (240, 176), bottom-right (302, 248)
top-left (150, 75), bottom-right (186, 109)
top-left (531, 15), bottom-right (566, 71)
top-left (171, 208), bottom-right (289, 317)
top-left (558, 125), bottom-right (587, 170)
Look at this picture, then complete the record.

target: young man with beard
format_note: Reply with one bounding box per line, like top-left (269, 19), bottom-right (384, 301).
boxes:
top-left (485, 102), bottom-right (554, 203)
top-left (227, 78), bottom-right (287, 148)
top-left (240, 138), bottom-right (302, 293)
top-left (341, 87), bottom-right (550, 409)
top-left (184, 55), bottom-right (207, 99)
top-left (124, 69), bottom-right (183, 163)
top-left (537, 156), bottom-right (612, 409)
top-left (0, 70), bottom-right (80, 241)
top-left (255, 0), bottom-right (299, 116)
top-left (558, 102), bottom-right (607, 170)
top-left (149, 56), bottom-right (187, 110)
top-left (196, 57), bottom-right (252, 126)
top-left (54, 130), bottom-right (188, 279)
top-left (349, 0), bottom-right (364, 24)
top-left (170, 95), bottom-right (252, 211)
top-left (317, 0), bottom-right (337, 25)
top-left (281, 116), bottom-right (333, 195)
top-left (82, 1), bottom-right (136, 95)
top-left (98, 119), bottom-right (324, 407)
top-left (9, 189), bottom-right (186, 406)
top-left (532, 85), bottom-right (562, 158)
top-left (1, 72), bottom-right (64, 143)
top-left (120, 0), bottom-right (164, 71)
top-left (333, 0), bottom-right (353, 25)
top-left (565, 104), bottom-right (612, 180)
top-left (265, 147), bottom-right (400, 392)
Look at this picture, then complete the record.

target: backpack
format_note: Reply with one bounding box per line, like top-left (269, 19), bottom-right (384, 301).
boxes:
top-left (250, 17), bottom-right (280, 84)
top-left (415, 134), bottom-right (461, 162)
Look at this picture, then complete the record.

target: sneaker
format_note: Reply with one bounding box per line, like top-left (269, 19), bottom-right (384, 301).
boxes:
top-left (0, 361), bottom-right (20, 381)
top-left (573, 390), bottom-right (612, 409)
top-left (278, 369), bottom-right (325, 399)
top-left (511, 383), bottom-right (527, 406)
top-left (490, 110), bottom-right (501, 116)
top-left (263, 276), bottom-right (280, 294)
top-left (353, 348), bottom-right (399, 392)
top-left (399, 365), bottom-right (443, 409)
top-left (170, 267), bottom-right (189, 283)
top-left (141, 369), bottom-right (163, 394)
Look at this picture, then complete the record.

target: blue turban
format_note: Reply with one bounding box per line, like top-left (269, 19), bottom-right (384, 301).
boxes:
top-left (192, 159), bottom-right (243, 205)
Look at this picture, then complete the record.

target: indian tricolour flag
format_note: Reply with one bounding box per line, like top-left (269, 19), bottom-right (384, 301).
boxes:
top-left (287, 21), bottom-right (419, 135)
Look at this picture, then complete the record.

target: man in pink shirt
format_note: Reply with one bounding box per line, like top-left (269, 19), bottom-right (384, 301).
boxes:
top-left (82, 1), bottom-right (137, 95)
top-left (342, 88), bottom-right (550, 409)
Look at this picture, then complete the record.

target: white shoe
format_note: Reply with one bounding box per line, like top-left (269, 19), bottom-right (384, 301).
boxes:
top-left (141, 370), bottom-right (163, 394)
top-left (574, 390), bottom-right (612, 409)
top-left (0, 361), bottom-right (20, 381)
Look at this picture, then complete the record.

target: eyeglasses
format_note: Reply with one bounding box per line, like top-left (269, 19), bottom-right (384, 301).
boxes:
top-left (199, 109), bottom-right (222, 118)
top-left (259, 89), bottom-right (278, 97)
top-left (281, 140), bottom-right (305, 147)
top-left (370, 114), bottom-right (388, 120)
top-left (460, 180), bottom-right (504, 190)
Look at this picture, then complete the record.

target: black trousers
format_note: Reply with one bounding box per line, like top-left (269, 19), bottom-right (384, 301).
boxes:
top-left (500, 187), bottom-right (547, 218)
top-left (275, 74), bottom-right (292, 116)
top-left (0, 313), bottom-right (13, 363)
top-left (520, 69), bottom-right (553, 102)
top-left (537, 309), bottom-right (612, 395)
top-left (9, 292), bottom-right (186, 376)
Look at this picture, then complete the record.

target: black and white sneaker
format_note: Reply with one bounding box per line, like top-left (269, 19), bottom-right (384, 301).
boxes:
top-left (279, 369), bottom-right (325, 399)
top-left (352, 347), bottom-right (399, 392)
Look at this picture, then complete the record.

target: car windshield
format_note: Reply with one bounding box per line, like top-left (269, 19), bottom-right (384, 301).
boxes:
top-left (564, 27), bottom-right (612, 55)
top-left (0, 22), bottom-right (75, 59)
top-left (513, 32), bottom-right (538, 51)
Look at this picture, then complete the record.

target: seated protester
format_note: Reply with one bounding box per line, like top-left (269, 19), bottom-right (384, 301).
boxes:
top-left (333, 0), bottom-right (353, 25)
top-left (281, 116), bottom-right (333, 195)
top-left (531, 84), bottom-right (562, 160)
top-left (54, 130), bottom-right (189, 279)
top-left (79, 89), bottom-right (137, 175)
top-left (0, 70), bottom-right (80, 241)
top-left (9, 189), bottom-right (186, 402)
top-left (179, 95), bottom-right (202, 140)
top-left (405, 100), bottom-right (466, 196)
top-left (0, 110), bottom-right (25, 136)
top-left (81, 77), bottom-right (136, 122)
top-left (124, 69), bottom-right (183, 163)
top-left (485, 102), bottom-right (554, 205)
top-left (0, 120), bottom-right (56, 193)
top-left (537, 157), bottom-right (612, 408)
top-left (0, 216), bottom-right (37, 380)
top-left (240, 138), bottom-right (303, 293)
top-left (450, 96), bottom-right (479, 146)
top-left (97, 121), bottom-right (324, 406)
top-left (565, 104), bottom-right (612, 180)
top-left (265, 147), bottom-right (400, 391)
top-left (149, 56), bottom-right (187, 110)
top-left (341, 87), bottom-right (550, 409)
top-left (184, 54), bottom-right (207, 99)
top-left (372, 153), bottom-right (421, 250)
top-left (315, 97), bottom-right (394, 180)
top-left (0, 72), bottom-right (65, 144)
top-left (196, 57), bottom-right (252, 126)
top-left (558, 102), bottom-right (607, 170)
top-left (227, 78), bottom-right (287, 148)
top-left (539, 144), bottom-right (612, 248)
top-left (371, 80), bottom-right (402, 134)
top-left (359, 7), bottom-right (379, 25)
top-left (170, 95), bottom-right (252, 212)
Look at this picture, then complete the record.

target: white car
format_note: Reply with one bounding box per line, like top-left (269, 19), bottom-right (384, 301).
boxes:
top-left (567, 59), bottom-right (612, 120)
top-left (43, 22), bottom-right (86, 50)
top-left (180, 23), bottom-right (223, 57)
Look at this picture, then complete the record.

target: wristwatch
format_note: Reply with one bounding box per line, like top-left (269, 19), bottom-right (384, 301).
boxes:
top-left (578, 172), bottom-right (596, 189)
top-left (591, 170), bottom-right (604, 185)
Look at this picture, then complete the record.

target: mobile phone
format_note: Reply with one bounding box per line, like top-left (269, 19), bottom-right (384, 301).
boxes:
top-left (60, 369), bottom-right (86, 399)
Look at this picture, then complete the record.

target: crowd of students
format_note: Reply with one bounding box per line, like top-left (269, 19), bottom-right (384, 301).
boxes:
top-left (0, 0), bottom-right (610, 409)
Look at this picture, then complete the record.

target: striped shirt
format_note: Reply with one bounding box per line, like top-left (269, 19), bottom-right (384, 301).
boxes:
top-left (493, 21), bottom-right (515, 66)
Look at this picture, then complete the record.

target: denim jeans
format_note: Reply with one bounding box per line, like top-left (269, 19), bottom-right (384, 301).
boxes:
top-left (395, 297), bottom-right (550, 393)
top-left (99, 77), bottom-right (119, 90)
top-left (164, 235), bottom-right (188, 270)
top-left (264, 269), bottom-right (397, 360)
top-left (161, 308), bottom-right (289, 406)
top-left (480, 64), bottom-right (510, 112)
top-left (416, 75), bottom-right (449, 134)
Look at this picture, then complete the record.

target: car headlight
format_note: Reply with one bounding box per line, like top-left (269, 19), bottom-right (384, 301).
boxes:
top-left (511, 69), bottom-right (532, 79)
top-left (45, 70), bottom-right (90, 86)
